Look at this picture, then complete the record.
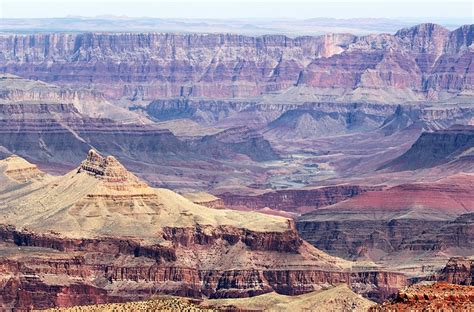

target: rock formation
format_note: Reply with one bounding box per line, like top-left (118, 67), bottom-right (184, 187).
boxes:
top-left (382, 125), bottom-right (474, 171)
top-left (0, 154), bottom-right (47, 183)
top-left (0, 88), bottom-right (278, 170)
top-left (0, 152), bottom-right (407, 310)
top-left (216, 185), bottom-right (381, 214)
top-left (296, 173), bottom-right (474, 274)
top-left (437, 257), bottom-right (474, 285)
top-left (200, 284), bottom-right (376, 312)
top-left (39, 284), bottom-right (376, 312)
top-left (0, 73), bottom-right (143, 122)
top-left (371, 282), bottom-right (474, 311)
top-left (0, 24), bottom-right (472, 103)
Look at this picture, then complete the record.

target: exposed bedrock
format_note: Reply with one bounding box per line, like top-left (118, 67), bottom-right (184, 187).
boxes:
top-left (296, 174), bottom-right (474, 263)
top-left (0, 255), bottom-right (406, 310)
top-left (161, 225), bottom-right (303, 252)
top-left (297, 214), bottom-right (474, 269)
top-left (216, 185), bottom-right (382, 214)
top-left (436, 257), bottom-right (474, 285)
top-left (0, 103), bottom-right (278, 164)
top-left (0, 24), bottom-right (472, 103)
top-left (371, 282), bottom-right (474, 311)
top-left (0, 225), bottom-right (407, 310)
top-left (138, 99), bottom-right (399, 127)
top-left (296, 219), bottom-right (450, 259)
top-left (382, 125), bottom-right (474, 171)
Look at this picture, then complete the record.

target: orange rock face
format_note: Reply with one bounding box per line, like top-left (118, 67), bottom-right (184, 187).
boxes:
top-left (371, 282), bottom-right (474, 311)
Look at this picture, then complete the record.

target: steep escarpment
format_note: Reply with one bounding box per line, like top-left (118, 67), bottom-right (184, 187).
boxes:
top-left (296, 173), bottom-right (474, 273)
top-left (43, 285), bottom-right (376, 312)
top-left (0, 100), bottom-right (279, 168)
top-left (298, 24), bottom-right (473, 101)
top-left (382, 125), bottom-right (474, 171)
top-left (0, 73), bottom-right (143, 122)
top-left (0, 33), bottom-right (354, 99)
top-left (0, 24), bottom-right (472, 102)
top-left (0, 102), bottom-right (186, 165)
top-left (436, 257), bottom-right (474, 285)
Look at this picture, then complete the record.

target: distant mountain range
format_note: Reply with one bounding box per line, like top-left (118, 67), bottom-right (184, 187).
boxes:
top-left (0, 16), bottom-right (471, 35)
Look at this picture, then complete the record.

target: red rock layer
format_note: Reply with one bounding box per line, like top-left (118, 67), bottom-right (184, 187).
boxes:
top-left (0, 224), bottom-right (407, 310)
top-left (217, 185), bottom-right (381, 214)
top-left (296, 174), bottom-right (474, 259)
top-left (371, 282), bottom-right (474, 311)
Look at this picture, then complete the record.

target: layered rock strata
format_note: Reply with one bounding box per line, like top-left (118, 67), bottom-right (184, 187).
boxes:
top-left (382, 125), bottom-right (474, 171)
top-left (296, 173), bottom-right (474, 273)
top-left (0, 153), bottom-right (407, 309)
top-left (216, 185), bottom-right (381, 214)
top-left (371, 282), bottom-right (474, 311)
top-left (0, 24), bottom-right (472, 102)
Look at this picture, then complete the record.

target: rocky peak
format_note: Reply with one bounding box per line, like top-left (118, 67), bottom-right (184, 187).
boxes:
top-left (78, 149), bottom-right (150, 192)
top-left (395, 23), bottom-right (450, 54)
top-left (437, 256), bottom-right (474, 285)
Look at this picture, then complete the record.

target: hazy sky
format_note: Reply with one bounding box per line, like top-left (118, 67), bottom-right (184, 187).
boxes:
top-left (1, 0), bottom-right (473, 19)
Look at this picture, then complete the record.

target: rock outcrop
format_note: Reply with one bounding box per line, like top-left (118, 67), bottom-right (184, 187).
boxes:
top-left (371, 282), bottom-right (474, 311)
top-left (0, 154), bottom-right (47, 183)
top-left (216, 185), bottom-right (381, 214)
top-left (0, 99), bottom-right (278, 168)
top-left (437, 257), bottom-right (474, 285)
top-left (0, 73), bottom-right (143, 122)
top-left (190, 126), bottom-right (279, 162)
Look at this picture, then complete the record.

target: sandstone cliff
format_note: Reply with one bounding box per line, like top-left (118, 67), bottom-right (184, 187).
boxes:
top-left (0, 24), bottom-right (472, 102)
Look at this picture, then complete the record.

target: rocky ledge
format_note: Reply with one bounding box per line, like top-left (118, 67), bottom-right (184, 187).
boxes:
top-left (371, 282), bottom-right (474, 311)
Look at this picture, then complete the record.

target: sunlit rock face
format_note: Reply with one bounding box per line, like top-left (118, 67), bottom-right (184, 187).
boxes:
top-left (0, 24), bottom-right (471, 102)
top-left (0, 153), bottom-right (408, 309)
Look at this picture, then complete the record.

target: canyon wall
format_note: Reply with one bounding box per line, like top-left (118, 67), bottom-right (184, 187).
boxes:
top-left (383, 125), bottom-right (474, 171)
top-left (0, 102), bottom-right (278, 166)
top-left (0, 24), bottom-right (472, 102)
top-left (0, 224), bottom-right (407, 310)
top-left (217, 185), bottom-right (381, 214)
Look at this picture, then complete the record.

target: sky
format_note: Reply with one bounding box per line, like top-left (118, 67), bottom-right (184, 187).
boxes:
top-left (1, 0), bottom-right (473, 20)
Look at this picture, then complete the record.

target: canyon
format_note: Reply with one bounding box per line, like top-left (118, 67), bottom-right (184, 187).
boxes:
top-left (0, 152), bottom-right (407, 310)
top-left (0, 20), bottom-right (473, 310)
